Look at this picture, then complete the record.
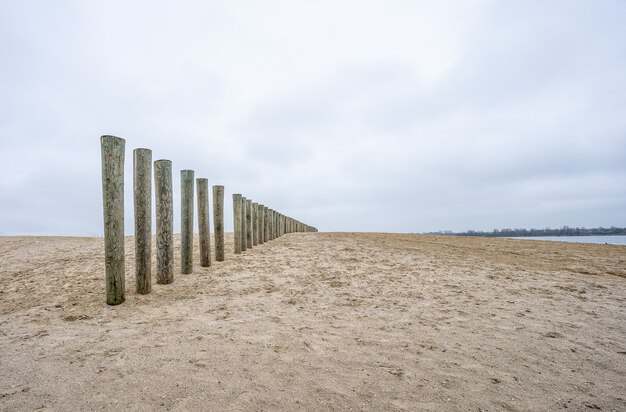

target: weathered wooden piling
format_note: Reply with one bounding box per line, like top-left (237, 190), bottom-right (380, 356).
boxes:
top-left (269, 209), bottom-right (274, 240)
top-left (213, 185), bottom-right (225, 261)
top-left (133, 148), bottom-right (152, 294)
top-left (252, 202), bottom-right (258, 246)
top-left (264, 206), bottom-right (270, 242)
top-left (180, 170), bottom-right (194, 274)
top-left (155, 160), bottom-right (174, 284)
top-left (246, 198), bottom-right (253, 249)
top-left (101, 135), bottom-right (126, 305)
top-left (233, 194), bottom-right (243, 254)
top-left (241, 197), bottom-right (247, 252)
top-left (258, 204), bottom-right (265, 244)
top-left (197, 178), bottom-right (211, 267)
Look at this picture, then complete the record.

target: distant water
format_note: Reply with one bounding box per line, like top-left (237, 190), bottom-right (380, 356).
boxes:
top-left (506, 235), bottom-right (626, 246)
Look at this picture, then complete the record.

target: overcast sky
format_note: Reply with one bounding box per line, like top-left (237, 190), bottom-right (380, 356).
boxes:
top-left (1, 0), bottom-right (625, 235)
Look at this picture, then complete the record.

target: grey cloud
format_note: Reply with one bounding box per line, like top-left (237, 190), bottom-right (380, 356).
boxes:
top-left (1, 1), bottom-right (625, 235)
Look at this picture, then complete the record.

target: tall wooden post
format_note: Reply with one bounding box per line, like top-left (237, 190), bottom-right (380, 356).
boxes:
top-left (241, 197), bottom-right (247, 252)
top-left (272, 210), bottom-right (278, 240)
top-left (258, 204), bottom-right (265, 244)
top-left (246, 198), bottom-right (253, 249)
top-left (101, 135), bottom-right (125, 305)
top-left (252, 202), bottom-right (258, 246)
top-left (155, 160), bottom-right (174, 284)
top-left (181, 170), bottom-right (194, 274)
top-left (197, 178), bottom-right (211, 267)
top-left (213, 185), bottom-right (225, 261)
top-left (264, 207), bottom-right (270, 242)
top-left (267, 209), bottom-right (274, 240)
top-left (133, 148), bottom-right (152, 294)
top-left (233, 194), bottom-right (242, 254)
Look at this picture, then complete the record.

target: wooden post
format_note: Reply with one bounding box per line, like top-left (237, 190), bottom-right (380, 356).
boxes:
top-left (246, 198), bottom-right (253, 249)
top-left (252, 202), bottom-right (258, 246)
top-left (155, 160), bottom-right (174, 284)
top-left (181, 170), bottom-right (194, 274)
top-left (133, 148), bottom-right (152, 294)
top-left (197, 178), bottom-right (211, 267)
top-left (256, 204), bottom-right (263, 245)
top-left (101, 135), bottom-right (125, 305)
top-left (264, 207), bottom-right (270, 242)
top-left (256, 205), bottom-right (264, 245)
top-left (269, 209), bottom-right (274, 240)
top-left (241, 197), bottom-right (247, 252)
top-left (274, 211), bottom-right (278, 239)
top-left (233, 194), bottom-right (242, 254)
top-left (213, 185), bottom-right (225, 261)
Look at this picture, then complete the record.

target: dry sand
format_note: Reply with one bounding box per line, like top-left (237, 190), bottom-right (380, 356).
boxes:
top-left (0, 233), bottom-right (625, 411)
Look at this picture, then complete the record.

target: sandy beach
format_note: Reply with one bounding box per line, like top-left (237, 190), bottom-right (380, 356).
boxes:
top-left (0, 233), bottom-right (624, 411)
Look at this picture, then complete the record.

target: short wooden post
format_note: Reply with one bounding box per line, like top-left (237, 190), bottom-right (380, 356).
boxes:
top-left (155, 160), bottom-right (174, 284)
top-left (134, 148), bottom-right (152, 294)
top-left (233, 194), bottom-right (242, 254)
top-left (246, 198), bottom-right (253, 248)
top-left (197, 178), bottom-right (211, 267)
top-left (213, 185), bottom-right (225, 261)
top-left (241, 197), bottom-right (247, 252)
top-left (252, 202), bottom-right (258, 246)
top-left (181, 170), bottom-right (194, 274)
top-left (101, 135), bottom-right (125, 305)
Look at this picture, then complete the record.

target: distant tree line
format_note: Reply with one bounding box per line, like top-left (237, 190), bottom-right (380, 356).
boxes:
top-left (425, 226), bottom-right (626, 238)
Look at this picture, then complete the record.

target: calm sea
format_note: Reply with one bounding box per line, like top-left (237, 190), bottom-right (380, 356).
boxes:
top-left (507, 235), bottom-right (626, 246)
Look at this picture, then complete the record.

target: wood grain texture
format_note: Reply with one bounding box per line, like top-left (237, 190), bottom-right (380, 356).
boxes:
top-left (154, 160), bottom-right (174, 284)
top-left (180, 170), bottom-right (194, 274)
top-left (241, 197), bottom-right (247, 252)
top-left (212, 185), bottom-right (225, 261)
top-left (196, 178), bottom-right (211, 267)
top-left (133, 148), bottom-right (152, 294)
top-left (252, 202), bottom-right (259, 246)
top-left (246, 199), bottom-right (253, 248)
top-left (100, 135), bottom-right (125, 305)
top-left (272, 210), bottom-right (276, 240)
top-left (264, 207), bottom-right (269, 242)
top-left (258, 204), bottom-right (265, 244)
top-left (232, 194), bottom-right (242, 254)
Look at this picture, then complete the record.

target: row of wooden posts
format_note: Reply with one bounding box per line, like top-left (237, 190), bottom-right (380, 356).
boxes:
top-left (100, 135), bottom-right (317, 306)
top-left (232, 195), bottom-right (312, 254)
